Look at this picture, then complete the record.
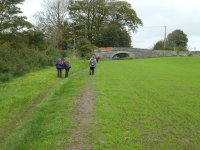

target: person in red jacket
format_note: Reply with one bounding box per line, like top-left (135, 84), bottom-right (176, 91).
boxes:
top-left (95, 54), bottom-right (100, 63)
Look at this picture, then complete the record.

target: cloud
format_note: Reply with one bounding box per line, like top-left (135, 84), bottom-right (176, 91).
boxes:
top-left (19, 0), bottom-right (43, 22)
top-left (127, 0), bottom-right (200, 50)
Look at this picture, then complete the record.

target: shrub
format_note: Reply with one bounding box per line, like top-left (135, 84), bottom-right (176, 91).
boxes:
top-left (76, 38), bottom-right (94, 58)
top-left (0, 44), bottom-right (60, 82)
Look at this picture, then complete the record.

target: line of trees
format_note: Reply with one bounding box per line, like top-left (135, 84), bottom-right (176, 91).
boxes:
top-left (0, 0), bottom-right (60, 81)
top-left (0, 0), bottom-right (142, 81)
top-left (35, 0), bottom-right (143, 56)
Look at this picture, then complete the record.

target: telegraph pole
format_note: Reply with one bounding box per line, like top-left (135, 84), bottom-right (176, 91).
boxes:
top-left (164, 25), bottom-right (167, 49)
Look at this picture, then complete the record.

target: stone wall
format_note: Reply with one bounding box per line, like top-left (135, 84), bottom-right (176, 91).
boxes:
top-left (95, 47), bottom-right (200, 59)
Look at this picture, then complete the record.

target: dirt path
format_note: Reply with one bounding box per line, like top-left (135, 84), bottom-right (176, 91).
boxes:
top-left (66, 82), bottom-right (95, 150)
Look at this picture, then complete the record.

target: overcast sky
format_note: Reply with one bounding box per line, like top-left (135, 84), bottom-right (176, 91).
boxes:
top-left (20, 0), bottom-right (200, 51)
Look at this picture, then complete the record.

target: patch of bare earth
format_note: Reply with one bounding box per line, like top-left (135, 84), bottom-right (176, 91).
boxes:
top-left (66, 83), bottom-right (95, 150)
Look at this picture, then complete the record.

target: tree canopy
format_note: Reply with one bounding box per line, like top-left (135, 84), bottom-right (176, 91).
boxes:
top-left (0, 0), bottom-right (60, 82)
top-left (0, 0), bottom-right (31, 41)
top-left (35, 0), bottom-right (70, 49)
top-left (33, 0), bottom-right (142, 56)
top-left (167, 29), bottom-right (188, 48)
top-left (68, 0), bottom-right (142, 46)
top-left (96, 23), bottom-right (131, 47)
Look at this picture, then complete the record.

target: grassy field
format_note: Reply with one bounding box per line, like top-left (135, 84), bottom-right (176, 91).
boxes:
top-left (92, 57), bottom-right (200, 150)
top-left (0, 60), bottom-right (89, 150)
top-left (0, 57), bottom-right (200, 150)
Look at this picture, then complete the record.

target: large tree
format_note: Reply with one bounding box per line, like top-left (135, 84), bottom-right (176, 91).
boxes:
top-left (68, 0), bottom-right (142, 46)
top-left (35, 0), bottom-right (71, 49)
top-left (0, 0), bottom-right (31, 43)
top-left (167, 29), bottom-right (188, 49)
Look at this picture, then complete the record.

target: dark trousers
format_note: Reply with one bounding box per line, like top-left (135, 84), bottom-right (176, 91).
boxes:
top-left (90, 67), bottom-right (95, 75)
top-left (57, 68), bottom-right (62, 78)
top-left (65, 69), bottom-right (70, 78)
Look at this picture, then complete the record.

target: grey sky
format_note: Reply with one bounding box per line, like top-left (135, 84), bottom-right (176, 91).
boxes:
top-left (20, 0), bottom-right (200, 51)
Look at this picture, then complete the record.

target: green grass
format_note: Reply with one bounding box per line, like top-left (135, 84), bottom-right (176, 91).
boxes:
top-left (1, 57), bottom-right (200, 150)
top-left (0, 60), bottom-right (89, 149)
top-left (92, 57), bottom-right (200, 149)
top-left (0, 67), bottom-right (56, 129)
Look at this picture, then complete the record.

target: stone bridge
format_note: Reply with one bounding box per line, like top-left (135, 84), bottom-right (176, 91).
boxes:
top-left (95, 47), bottom-right (200, 59)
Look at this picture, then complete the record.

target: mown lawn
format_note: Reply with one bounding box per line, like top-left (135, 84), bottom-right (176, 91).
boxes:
top-left (92, 57), bottom-right (200, 150)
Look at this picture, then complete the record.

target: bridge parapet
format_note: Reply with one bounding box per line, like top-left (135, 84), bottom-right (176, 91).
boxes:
top-left (95, 47), bottom-right (200, 59)
top-left (111, 47), bottom-right (151, 52)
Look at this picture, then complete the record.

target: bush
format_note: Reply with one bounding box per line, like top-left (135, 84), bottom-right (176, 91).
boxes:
top-left (76, 38), bottom-right (94, 58)
top-left (0, 44), bottom-right (60, 82)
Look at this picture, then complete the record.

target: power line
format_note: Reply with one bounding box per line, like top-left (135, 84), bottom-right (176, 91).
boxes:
top-left (139, 25), bottom-right (166, 28)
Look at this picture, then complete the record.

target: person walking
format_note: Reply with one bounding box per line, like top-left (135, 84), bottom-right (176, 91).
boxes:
top-left (63, 60), bottom-right (71, 78)
top-left (95, 54), bottom-right (100, 63)
top-left (89, 55), bottom-right (97, 75)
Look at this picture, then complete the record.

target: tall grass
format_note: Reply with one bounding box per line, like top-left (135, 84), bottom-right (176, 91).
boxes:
top-left (92, 57), bottom-right (200, 149)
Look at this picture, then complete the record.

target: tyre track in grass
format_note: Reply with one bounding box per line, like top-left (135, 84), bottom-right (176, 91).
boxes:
top-left (66, 80), bottom-right (96, 150)
top-left (0, 70), bottom-right (82, 144)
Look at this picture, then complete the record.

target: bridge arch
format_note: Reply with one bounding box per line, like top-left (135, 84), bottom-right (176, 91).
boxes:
top-left (111, 51), bottom-right (134, 59)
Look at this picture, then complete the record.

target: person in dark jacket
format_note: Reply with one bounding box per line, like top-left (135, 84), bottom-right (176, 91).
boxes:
top-left (63, 60), bottom-right (71, 78)
top-left (56, 58), bottom-right (64, 78)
